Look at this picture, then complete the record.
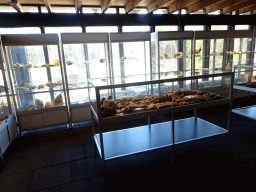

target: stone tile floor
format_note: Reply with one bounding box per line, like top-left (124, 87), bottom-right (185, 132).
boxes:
top-left (1, 111), bottom-right (256, 191)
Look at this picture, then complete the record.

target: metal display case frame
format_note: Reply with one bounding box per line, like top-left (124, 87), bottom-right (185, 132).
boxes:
top-left (59, 32), bottom-right (111, 126)
top-left (1, 34), bottom-right (69, 132)
top-left (89, 72), bottom-right (234, 164)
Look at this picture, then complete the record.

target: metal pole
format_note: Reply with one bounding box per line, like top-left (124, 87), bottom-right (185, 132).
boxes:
top-left (58, 34), bottom-right (72, 128)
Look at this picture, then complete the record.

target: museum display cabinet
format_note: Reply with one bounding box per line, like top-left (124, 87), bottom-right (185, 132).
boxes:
top-left (88, 71), bottom-right (234, 164)
top-left (194, 31), bottom-right (226, 71)
top-left (232, 64), bottom-right (256, 119)
top-left (59, 33), bottom-right (110, 125)
top-left (151, 31), bottom-right (194, 83)
top-left (0, 36), bottom-right (17, 161)
top-left (1, 34), bottom-right (69, 132)
top-left (109, 32), bottom-right (151, 85)
top-left (225, 30), bottom-right (254, 69)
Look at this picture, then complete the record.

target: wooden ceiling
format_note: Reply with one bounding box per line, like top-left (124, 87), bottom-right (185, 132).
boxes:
top-left (0, 0), bottom-right (256, 15)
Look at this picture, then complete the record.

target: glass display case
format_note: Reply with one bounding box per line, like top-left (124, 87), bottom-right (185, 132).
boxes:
top-left (88, 71), bottom-right (234, 163)
top-left (59, 33), bottom-right (110, 124)
top-left (194, 31), bottom-right (225, 71)
top-left (232, 64), bottom-right (256, 120)
top-left (0, 36), bottom-right (17, 161)
top-left (109, 32), bottom-right (151, 85)
top-left (1, 34), bottom-right (69, 131)
top-left (225, 30), bottom-right (253, 70)
top-left (232, 64), bottom-right (256, 97)
top-left (151, 31), bottom-right (194, 83)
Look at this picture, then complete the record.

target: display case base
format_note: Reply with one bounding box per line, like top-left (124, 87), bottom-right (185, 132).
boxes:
top-left (94, 117), bottom-right (228, 160)
top-left (232, 105), bottom-right (256, 120)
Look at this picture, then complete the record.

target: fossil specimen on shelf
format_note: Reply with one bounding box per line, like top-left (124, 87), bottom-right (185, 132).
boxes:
top-left (46, 82), bottom-right (58, 88)
top-left (174, 52), bottom-right (183, 58)
top-left (83, 61), bottom-right (91, 64)
top-left (29, 85), bottom-right (37, 90)
top-left (13, 63), bottom-right (24, 68)
top-left (226, 62), bottom-right (232, 71)
top-left (174, 71), bottom-right (183, 76)
top-left (35, 99), bottom-right (44, 109)
top-left (210, 51), bottom-right (216, 56)
top-left (195, 47), bottom-right (201, 54)
top-left (37, 84), bottom-right (45, 89)
top-left (54, 60), bottom-right (59, 65)
top-left (24, 64), bottom-right (32, 68)
top-left (54, 94), bottom-right (63, 107)
top-left (45, 101), bottom-right (54, 108)
top-left (67, 61), bottom-right (73, 65)
top-left (99, 59), bottom-right (105, 63)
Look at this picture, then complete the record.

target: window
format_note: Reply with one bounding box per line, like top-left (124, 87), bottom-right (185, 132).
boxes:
top-left (122, 26), bottom-right (150, 32)
top-left (0, 27), bottom-right (41, 34)
top-left (190, 10), bottom-right (204, 14)
top-left (105, 8), bottom-right (117, 14)
top-left (82, 7), bottom-right (100, 14)
top-left (153, 9), bottom-right (168, 14)
top-left (0, 6), bottom-right (17, 12)
top-left (22, 6), bottom-right (39, 13)
top-left (155, 26), bottom-right (178, 32)
top-left (211, 25), bottom-right (228, 30)
top-left (129, 8), bottom-right (148, 14)
top-left (184, 25), bottom-right (204, 31)
top-left (51, 7), bottom-right (76, 13)
top-left (86, 26), bottom-right (118, 33)
top-left (208, 10), bottom-right (220, 15)
top-left (45, 27), bottom-right (82, 33)
top-left (235, 25), bottom-right (249, 30)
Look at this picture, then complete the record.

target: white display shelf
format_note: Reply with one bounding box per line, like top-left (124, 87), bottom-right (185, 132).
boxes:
top-left (94, 117), bottom-right (228, 160)
top-left (232, 105), bottom-right (256, 120)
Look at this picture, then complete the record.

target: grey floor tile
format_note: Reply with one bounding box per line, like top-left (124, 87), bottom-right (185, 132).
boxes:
top-left (0, 171), bottom-right (34, 192)
top-left (30, 163), bottom-right (71, 192)
top-left (1, 150), bottom-right (55, 176)
top-left (71, 156), bottom-right (103, 181)
top-left (91, 175), bottom-right (105, 192)
top-left (52, 145), bottom-right (85, 165)
top-left (84, 142), bottom-right (99, 157)
top-left (37, 178), bottom-right (93, 192)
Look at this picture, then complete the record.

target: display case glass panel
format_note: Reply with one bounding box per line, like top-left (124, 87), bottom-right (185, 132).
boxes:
top-left (194, 31), bottom-right (225, 71)
top-left (0, 40), bottom-right (13, 119)
top-left (225, 32), bottom-right (252, 68)
top-left (60, 33), bottom-right (110, 106)
top-left (110, 32), bottom-right (151, 85)
top-left (2, 34), bottom-right (66, 112)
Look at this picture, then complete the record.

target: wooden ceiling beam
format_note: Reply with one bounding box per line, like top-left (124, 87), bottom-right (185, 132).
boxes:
top-left (148, 0), bottom-right (176, 13)
top-left (125, 0), bottom-right (143, 13)
top-left (223, 0), bottom-right (256, 14)
top-left (238, 4), bottom-right (256, 14)
top-left (75, 0), bottom-right (82, 13)
top-left (168, 0), bottom-right (200, 13)
top-left (43, 0), bottom-right (52, 13)
top-left (101, 0), bottom-right (112, 13)
top-left (187, 0), bottom-right (225, 14)
top-left (7, 0), bottom-right (23, 12)
top-left (205, 0), bottom-right (245, 14)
